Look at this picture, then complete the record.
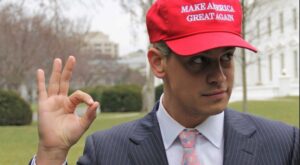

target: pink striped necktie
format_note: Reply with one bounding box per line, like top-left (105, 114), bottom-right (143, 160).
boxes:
top-left (179, 129), bottom-right (200, 165)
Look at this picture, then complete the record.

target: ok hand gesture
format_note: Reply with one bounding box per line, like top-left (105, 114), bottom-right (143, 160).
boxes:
top-left (36, 56), bottom-right (99, 165)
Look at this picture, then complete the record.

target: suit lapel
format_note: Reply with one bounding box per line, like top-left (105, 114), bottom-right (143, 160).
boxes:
top-left (128, 103), bottom-right (168, 165)
top-left (127, 106), bottom-right (259, 165)
top-left (223, 109), bottom-right (258, 165)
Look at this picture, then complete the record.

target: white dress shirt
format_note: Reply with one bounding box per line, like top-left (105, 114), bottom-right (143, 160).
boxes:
top-left (156, 94), bottom-right (224, 165)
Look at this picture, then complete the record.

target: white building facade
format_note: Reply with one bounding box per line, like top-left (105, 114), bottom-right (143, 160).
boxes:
top-left (231, 0), bottom-right (299, 101)
top-left (84, 32), bottom-right (119, 58)
top-left (118, 49), bottom-right (147, 75)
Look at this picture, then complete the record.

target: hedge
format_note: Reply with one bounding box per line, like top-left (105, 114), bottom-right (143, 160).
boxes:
top-left (0, 90), bottom-right (32, 125)
top-left (80, 85), bottom-right (108, 103)
top-left (101, 85), bottom-right (142, 112)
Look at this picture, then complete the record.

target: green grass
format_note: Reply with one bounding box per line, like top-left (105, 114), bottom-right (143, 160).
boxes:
top-left (0, 123), bottom-right (38, 165)
top-left (30, 103), bottom-right (37, 112)
top-left (0, 96), bottom-right (298, 164)
top-left (228, 96), bottom-right (299, 127)
top-left (0, 112), bottom-right (145, 165)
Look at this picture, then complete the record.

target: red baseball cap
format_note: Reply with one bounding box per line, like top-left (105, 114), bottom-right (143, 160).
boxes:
top-left (146, 0), bottom-right (257, 56)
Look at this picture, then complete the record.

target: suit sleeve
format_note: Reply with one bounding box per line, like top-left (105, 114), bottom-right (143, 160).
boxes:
top-left (291, 127), bottom-right (300, 165)
top-left (77, 135), bottom-right (97, 165)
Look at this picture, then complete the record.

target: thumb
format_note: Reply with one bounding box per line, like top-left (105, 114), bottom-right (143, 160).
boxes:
top-left (67, 90), bottom-right (94, 113)
top-left (80, 101), bottom-right (99, 129)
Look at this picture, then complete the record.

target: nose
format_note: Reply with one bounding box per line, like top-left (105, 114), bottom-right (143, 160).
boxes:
top-left (207, 62), bottom-right (227, 85)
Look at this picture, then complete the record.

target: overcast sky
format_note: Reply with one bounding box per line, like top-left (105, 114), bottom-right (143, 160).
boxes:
top-left (64, 1), bottom-right (148, 56)
top-left (1, 0), bottom-right (148, 56)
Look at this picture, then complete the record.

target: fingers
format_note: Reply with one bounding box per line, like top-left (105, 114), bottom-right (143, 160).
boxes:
top-left (67, 90), bottom-right (94, 113)
top-left (37, 69), bottom-right (48, 101)
top-left (80, 101), bottom-right (99, 129)
top-left (67, 90), bottom-right (99, 130)
top-left (59, 56), bottom-right (76, 96)
top-left (48, 58), bottom-right (62, 96)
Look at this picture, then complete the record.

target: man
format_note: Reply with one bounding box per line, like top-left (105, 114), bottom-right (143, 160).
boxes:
top-left (31, 0), bottom-right (299, 164)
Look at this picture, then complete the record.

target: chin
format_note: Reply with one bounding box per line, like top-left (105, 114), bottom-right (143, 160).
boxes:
top-left (201, 104), bottom-right (227, 115)
top-left (211, 107), bottom-right (226, 114)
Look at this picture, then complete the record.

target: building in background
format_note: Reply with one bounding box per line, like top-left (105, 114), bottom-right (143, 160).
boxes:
top-left (83, 31), bottom-right (119, 58)
top-left (118, 49), bottom-right (147, 75)
top-left (231, 0), bottom-right (299, 101)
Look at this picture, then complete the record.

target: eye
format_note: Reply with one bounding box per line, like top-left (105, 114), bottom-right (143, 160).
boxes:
top-left (192, 57), bottom-right (203, 64)
top-left (221, 52), bottom-right (234, 62)
top-left (191, 56), bottom-right (207, 64)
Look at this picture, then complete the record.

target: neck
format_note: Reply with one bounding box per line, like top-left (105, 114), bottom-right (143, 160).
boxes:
top-left (162, 95), bottom-right (209, 128)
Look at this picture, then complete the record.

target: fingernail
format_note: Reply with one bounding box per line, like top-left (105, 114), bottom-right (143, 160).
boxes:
top-left (88, 99), bottom-right (94, 105)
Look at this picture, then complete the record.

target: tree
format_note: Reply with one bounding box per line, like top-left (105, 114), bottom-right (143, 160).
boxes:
top-left (241, 0), bottom-right (249, 113)
top-left (238, 0), bottom-right (282, 112)
top-left (73, 53), bottom-right (146, 87)
top-left (29, 0), bottom-right (154, 111)
top-left (0, 2), bottom-right (89, 101)
top-left (117, 0), bottom-right (155, 112)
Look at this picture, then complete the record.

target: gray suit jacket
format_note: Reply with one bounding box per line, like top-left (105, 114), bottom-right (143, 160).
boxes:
top-left (77, 103), bottom-right (299, 165)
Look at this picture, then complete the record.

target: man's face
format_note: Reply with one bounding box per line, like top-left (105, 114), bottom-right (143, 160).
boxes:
top-left (162, 47), bottom-right (235, 123)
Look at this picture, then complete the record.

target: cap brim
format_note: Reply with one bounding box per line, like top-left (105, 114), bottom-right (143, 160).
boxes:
top-left (165, 32), bottom-right (257, 56)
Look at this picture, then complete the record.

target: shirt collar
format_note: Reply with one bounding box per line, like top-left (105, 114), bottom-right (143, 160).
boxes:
top-left (156, 94), bottom-right (224, 150)
top-left (195, 110), bottom-right (224, 148)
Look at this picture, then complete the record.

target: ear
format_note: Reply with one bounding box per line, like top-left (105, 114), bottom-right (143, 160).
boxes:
top-left (147, 47), bottom-right (166, 78)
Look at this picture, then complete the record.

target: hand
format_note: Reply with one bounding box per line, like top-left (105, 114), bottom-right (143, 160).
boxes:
top-left (36, 56), bottom-right (99, 164)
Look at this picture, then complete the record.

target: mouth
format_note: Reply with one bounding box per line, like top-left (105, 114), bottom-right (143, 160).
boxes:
top-left (202, 90), bottom-right (227, 99)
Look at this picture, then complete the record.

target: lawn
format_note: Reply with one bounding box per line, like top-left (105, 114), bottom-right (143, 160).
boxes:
top-left (0, 112), bottom-right (145, 165)
top-left (228, 96), bottom-right (299, 127)
top-left (0, 97), bottom-right (298, 164)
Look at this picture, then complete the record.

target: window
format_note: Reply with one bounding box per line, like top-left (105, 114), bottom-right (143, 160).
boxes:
top-left (105, 49), bottom-right (111, 53)
top-left (256, 20), bottom-right (260, 38)
top-left (94, 43), bottom-right (101, 47)
top-left (269, 55), bottom-right (273, 81)
top-left (280, 53), bottom-right (285, 73)
top-left (95, 49), bottom-right (102, 53)
top-left (267, 17), bottom-right (272, 36)
top-left (293, 8), bottom-right (298, 30)
top-left (279, 12), bottom-right (284, 33)
top-left (294, 50), bottom-right (299, 78)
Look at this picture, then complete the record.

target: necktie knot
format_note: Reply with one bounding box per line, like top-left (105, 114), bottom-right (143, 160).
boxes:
top-left (179, 128), bottom-right (198, 148)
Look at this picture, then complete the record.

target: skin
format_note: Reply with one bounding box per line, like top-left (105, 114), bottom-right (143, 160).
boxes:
top-left (36, 56), bottom-right (99, 165)
top-left (148, 47), bottom-right (236, 128)
top-left (36, 47), bottom-right (235, 164)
